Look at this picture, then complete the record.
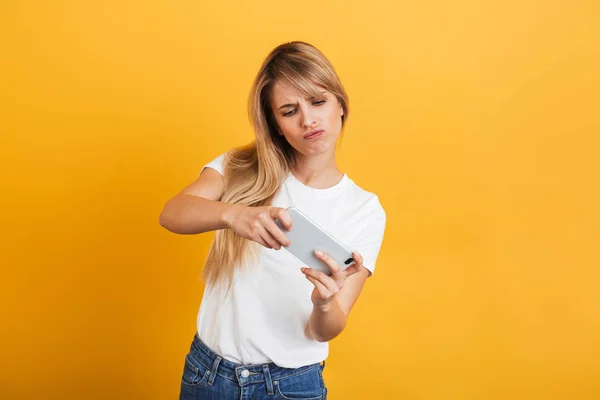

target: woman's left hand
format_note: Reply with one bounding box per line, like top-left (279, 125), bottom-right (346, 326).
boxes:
top-left (300, 250), bottom-right (364, 309)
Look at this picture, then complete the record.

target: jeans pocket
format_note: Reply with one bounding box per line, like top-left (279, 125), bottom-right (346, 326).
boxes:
top-left (275, 365), bottom-right (323, 400)
top-left (181, 353), bottom-right (210, 387)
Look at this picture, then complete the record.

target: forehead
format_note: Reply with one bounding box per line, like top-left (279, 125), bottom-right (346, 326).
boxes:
top-left (270, 81), bottom-right (326, 103)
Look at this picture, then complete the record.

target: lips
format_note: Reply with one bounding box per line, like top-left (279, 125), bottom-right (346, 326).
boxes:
top-left (303, 128), bottom-right (324, 138)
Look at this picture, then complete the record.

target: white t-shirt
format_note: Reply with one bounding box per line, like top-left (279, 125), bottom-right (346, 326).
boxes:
top-left (195, 152), bottom-right (386, 368)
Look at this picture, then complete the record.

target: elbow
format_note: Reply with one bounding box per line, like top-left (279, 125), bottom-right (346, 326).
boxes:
top-left (158, 211), bottom-right (168, 229)
top-left (315, 332), bottom-right (339, 342)
top-left (306, 321), bottom-right (345, 342)
top-left (317, 328), bottom-right (344, 342)
top-left (158, 201), bottom-right (176, 231)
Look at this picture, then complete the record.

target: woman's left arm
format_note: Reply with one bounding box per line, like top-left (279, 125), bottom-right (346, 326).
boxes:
top-left (302, 250), bottom-right (370, 342)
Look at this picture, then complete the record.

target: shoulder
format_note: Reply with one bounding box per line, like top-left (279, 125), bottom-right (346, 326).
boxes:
top-left (340, 180), bottom-right (386, 236)
top-left (201, 150), bottom-right (232, 176)
top-left (212, 150), bottom-right (232, 164)
top-left (345, 179), bottom-right (386, 216)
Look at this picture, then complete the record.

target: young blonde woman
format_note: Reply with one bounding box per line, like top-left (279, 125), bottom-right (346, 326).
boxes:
top-left (160, 41), bottom-right (386, 400)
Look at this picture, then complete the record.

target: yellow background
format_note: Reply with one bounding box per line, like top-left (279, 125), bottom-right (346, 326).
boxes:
top-left (2, 1), bottom-right (599, 399)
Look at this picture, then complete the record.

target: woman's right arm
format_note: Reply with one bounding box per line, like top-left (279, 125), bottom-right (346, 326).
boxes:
top-left (158, 167), bottom-right (235, 234)
top-left (158, 167), bottom-right (293, 250)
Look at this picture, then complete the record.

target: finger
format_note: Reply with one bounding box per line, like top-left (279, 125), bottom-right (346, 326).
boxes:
top-left (305, 275), bottom-right (331, 299)
top-left (256, 224), bottom-right (279, 249)
top-left (314, 250), bottom-right (342, 274)
top-left (343, 251), bottom-right (364, 276)
top-left (352, 250), bottom-right (364, 266)
top-left (342, 263), bottom-right (360, 276)
top-left (251, 233), bottom-right (270, 249)
top-left (302, 267), bottom-right (338, 293)
top-left (271, 207), bottom-right (293, 231)
top-left (263, 218), bottom-right (291, 247)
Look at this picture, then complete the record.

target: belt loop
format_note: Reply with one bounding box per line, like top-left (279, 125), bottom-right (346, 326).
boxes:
top-left (262, 364), bottom-right (274, 395)
top-left (207, 355), bottom-right (222, 386)
top-left (323, 359), bottom-right (326, 369)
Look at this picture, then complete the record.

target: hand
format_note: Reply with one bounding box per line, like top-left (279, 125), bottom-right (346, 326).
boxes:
top-left (223, 205), bottom-right (292, 250)
top-left (301, 250), bottom-right (364, 309)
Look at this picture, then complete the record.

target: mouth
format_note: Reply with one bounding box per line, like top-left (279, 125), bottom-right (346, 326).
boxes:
top-left (303, 128), bottom-right (324, 139)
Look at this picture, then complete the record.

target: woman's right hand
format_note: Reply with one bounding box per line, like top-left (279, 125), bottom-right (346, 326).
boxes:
top-left (223, 205), bottom-right (293, 250)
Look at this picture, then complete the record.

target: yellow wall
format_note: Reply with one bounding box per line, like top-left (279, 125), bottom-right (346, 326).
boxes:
top-left (3, 1), bottom-right (599, 399)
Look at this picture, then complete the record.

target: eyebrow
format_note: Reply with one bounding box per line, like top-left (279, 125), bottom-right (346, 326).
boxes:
top-left (277, 91), bottom-right (327, 111)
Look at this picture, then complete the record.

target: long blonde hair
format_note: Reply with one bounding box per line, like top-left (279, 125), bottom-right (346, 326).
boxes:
top-left (202, 41), bottom-right (350, 294)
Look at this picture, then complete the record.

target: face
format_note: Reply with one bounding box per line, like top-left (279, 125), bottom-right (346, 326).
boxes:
top-left (269, 81), bottom-right (344, 156)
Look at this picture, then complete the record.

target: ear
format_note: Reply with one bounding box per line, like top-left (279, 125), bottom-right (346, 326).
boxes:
top-left (340, 105), bottom-right (344, 116)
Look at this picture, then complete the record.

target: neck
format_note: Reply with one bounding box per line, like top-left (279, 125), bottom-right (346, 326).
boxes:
top-left (290, 153), bottom-right (343, 189)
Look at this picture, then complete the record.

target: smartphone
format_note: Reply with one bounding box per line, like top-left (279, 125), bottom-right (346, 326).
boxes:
top-left (274, 206), bottom-right (355, 276)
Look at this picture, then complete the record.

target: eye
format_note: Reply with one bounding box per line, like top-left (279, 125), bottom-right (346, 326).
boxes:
top-left (282, 100), bottom-right (326, 117)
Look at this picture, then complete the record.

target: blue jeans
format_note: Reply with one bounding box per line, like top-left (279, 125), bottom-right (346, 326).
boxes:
top-left (179, 333), bottom-right (328, 400)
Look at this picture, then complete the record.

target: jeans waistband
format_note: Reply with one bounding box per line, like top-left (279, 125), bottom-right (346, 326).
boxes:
top-left (188, 333), bottom-right (325, 386)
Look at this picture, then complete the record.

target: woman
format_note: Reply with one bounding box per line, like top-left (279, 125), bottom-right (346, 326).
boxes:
top-left (160, 41), bottom-right (386, 400)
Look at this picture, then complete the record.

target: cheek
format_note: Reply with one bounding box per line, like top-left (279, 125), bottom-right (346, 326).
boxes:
top-left (328, 106), bottom-right (342, 125)
top-left (274, 114), bottom-right (286, 128)
top-left (278, 118), bottom-right (294, 134)
top-left (278, 120), bottom-right (301, 140)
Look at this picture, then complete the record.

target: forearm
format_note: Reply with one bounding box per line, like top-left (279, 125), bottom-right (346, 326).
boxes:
top-left (159, 194), bottom-right (240, 234)
top-left (306, 296), bottom-right (347, 342)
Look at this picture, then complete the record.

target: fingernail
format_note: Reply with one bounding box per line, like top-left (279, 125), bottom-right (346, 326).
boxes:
top-left (315, 250), bottom-right (323, 257)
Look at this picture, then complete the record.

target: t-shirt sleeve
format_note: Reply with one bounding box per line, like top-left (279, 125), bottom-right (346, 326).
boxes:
top-left (353, 196), bottom-right (387, 277)
top-left (199, 152), bottom-right (228, 177)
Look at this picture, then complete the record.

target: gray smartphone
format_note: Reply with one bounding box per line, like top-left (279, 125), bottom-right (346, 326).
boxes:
top-left (274, 206), bottom-right (355, 276)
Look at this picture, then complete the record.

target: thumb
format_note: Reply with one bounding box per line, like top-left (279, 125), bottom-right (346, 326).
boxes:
top-left (342, 263), bottom-right (360, 276)
top-left (271, 207), bottom-right (293, 230)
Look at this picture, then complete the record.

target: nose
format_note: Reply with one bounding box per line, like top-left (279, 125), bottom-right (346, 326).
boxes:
top-left (301, 108), bottom-right (317, 128)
